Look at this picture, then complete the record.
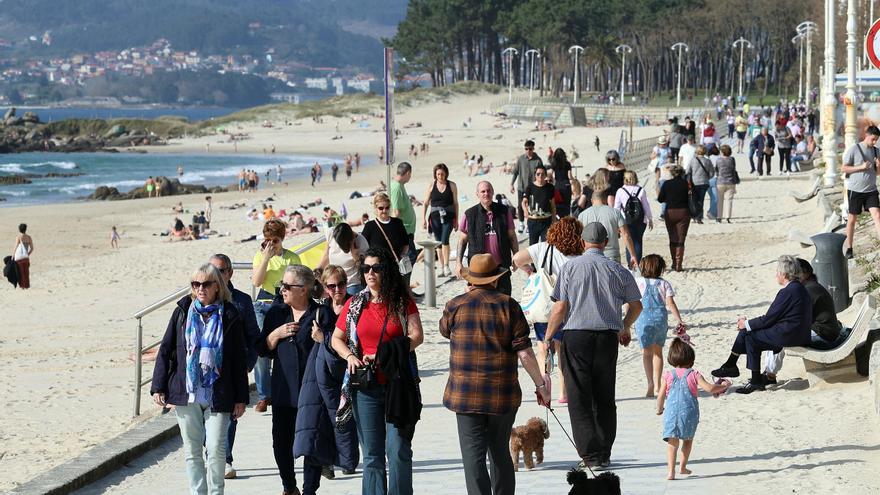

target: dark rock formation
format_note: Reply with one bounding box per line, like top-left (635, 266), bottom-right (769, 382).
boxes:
top-left (0, 175), bottom-right (32, 185)
top-left (87, 176), bottom-right (228, 201)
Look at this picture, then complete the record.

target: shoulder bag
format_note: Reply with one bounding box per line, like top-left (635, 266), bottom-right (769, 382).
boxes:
top-left (349, 310), bottom-right (389, 390)
top-left (520, 245), bottom-right (556, 324)
top-left (374, 220), bottom-right (412, 275)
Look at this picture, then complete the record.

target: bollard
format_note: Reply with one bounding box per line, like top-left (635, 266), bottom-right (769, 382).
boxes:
top-left (811, 232), bottom-right (850, 312)
top-left (417, 239), bottom-right (442, 308)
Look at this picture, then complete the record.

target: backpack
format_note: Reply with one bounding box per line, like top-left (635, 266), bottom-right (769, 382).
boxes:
top-left (623, 186), bottom-right (644, 225)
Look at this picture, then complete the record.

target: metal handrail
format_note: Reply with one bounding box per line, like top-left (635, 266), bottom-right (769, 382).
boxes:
top-left (131, 234), bottom-right (326, 416)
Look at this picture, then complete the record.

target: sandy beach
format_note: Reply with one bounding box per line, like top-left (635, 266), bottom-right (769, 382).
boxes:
top-left (1, 90), bottom-right (879, 492)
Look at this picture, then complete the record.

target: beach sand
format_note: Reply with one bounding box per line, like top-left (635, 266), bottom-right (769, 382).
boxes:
top-left (1, 90), bottom-right (879, 492)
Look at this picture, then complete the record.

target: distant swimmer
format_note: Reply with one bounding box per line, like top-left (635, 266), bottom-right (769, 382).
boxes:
top-left (177, 165), bottom-right (184, 177)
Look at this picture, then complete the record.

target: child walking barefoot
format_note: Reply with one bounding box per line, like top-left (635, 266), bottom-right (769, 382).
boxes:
top-left (656, 338), bottom-right (730, 480)
top-left (110, 226), bottom-right (120, 248)
top-left (634, 254), bottom-right (684, 397)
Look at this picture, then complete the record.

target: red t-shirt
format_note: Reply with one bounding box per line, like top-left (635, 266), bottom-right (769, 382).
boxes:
top-left (336, 298), bottom-right (419, 356)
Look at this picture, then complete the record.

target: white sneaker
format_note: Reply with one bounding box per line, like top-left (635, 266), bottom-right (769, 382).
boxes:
top-left (440, 266), bottom-right (447, 277)
top-left (225, 463), bottom-right (236, 479)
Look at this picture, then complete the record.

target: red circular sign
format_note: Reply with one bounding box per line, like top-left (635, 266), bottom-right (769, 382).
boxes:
top-left (867, 19), bottom-right (880, 69)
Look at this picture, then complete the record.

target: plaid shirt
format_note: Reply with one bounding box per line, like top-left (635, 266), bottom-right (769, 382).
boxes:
top-left (439, 287), bottom-right (532, 415)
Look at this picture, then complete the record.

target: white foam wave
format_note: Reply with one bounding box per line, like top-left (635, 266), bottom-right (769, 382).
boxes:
top-left (0, 160), bottom-right (78, 174)
top-left (0, 189), bottom-right (29, 197)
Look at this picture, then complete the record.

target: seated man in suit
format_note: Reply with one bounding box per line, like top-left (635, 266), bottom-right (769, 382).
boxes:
top-left (712, 255), bottom-right (813, 394)
top-left (761, 258), bottom-right (843, 383)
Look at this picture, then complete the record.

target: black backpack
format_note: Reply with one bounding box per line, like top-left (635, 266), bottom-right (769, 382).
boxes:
top-left (623, 186), bottom-right (644, 225)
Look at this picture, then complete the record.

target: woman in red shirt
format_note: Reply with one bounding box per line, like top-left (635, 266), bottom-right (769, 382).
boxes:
top-left (330, 247), bottom-right (423, 495)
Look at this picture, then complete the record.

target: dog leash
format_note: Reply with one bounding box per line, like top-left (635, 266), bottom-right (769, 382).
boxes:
top-left (546, 406), bottom-right (597, 478)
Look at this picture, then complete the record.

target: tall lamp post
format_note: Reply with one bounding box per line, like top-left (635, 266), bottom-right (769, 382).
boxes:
top-left (844, 0), bottom-right (858, 151)
top-left (569, 45), bottom-right (584, 104)
top-left (502, 47), bottom-right (518, 103)
top-left (797, 21), bottom-right (818, 110)
top-left (671, 42), bottom-right (689, 107)
top-left (615, 44), bottom-right (632, 105)
top-left (525, 48), bottom-right (541, 102)
top-left (822, 0), bottom-right (838, 187)
top-left (732, 37), bottom-right (753, 101)
top-left (793, 33), bottom-right (805, 103)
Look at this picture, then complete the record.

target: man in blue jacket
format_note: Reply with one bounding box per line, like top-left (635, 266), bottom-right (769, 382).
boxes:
top-left (711, 255), bottom-right (812, 394)
top-left (210, 254), bottom-right (260, 479)
top-left (750, 127), bottom-right (775, 176)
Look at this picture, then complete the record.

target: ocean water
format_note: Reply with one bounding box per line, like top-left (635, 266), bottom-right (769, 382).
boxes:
top-left (9, 106), bottom-right (242, 122)
top-left (0, 152), bottom-right (350, 206)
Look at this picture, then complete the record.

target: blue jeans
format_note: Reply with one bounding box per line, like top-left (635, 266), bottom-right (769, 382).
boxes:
top-left (658, 179), bottom-right (667, 216)
top-left (692, 184), bottom-right (710, 221)
top-left (353, 385), bottom-right (413, 495)
top-left (176, 402), bottom-right (230, 495)
top-left (226, 418), bottom-right (237, 464)
top-left (253, 300), bottom-right (273, 401)
top-left (626, 221), bottom-right (646, 265)
top-left (707, 177), bottom-right (718, 219)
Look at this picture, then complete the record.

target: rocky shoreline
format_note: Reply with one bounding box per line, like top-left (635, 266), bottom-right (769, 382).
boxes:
top-left (0, 107), bottom-right (168, 153)
top-left (86, 176), bottom-right (229, 201)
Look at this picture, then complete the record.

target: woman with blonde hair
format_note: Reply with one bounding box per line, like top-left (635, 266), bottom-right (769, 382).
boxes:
top-left (658, 165), bottom-right (691, 271)
top-left (614, 170), bottom-right (653, 264)
top-left (152, 263), bottom-right (249, 495)
top-left (512, 216), bottom-right (585, 404)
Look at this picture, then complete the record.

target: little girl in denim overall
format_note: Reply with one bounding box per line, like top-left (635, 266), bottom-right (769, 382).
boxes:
top-left (656, 338), bottom-right (729, 480)
top-left (634, 254), bottom-right (684, 398)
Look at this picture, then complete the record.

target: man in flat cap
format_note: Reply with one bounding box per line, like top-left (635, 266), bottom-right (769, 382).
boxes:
top-left (544, 222), bottom-right (643, 470)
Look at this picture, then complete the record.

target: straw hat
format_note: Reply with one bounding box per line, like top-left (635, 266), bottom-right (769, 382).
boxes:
top-left (462, 254), bottom-right (508, 285)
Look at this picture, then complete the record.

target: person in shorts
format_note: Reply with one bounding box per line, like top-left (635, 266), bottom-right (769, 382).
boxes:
top-left (841, 125), bottom-right (880, 259)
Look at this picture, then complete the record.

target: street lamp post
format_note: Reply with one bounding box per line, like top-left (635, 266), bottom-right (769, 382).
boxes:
top-left (797, 21), bottom-right (818, 110)
top-left (844, 0), bottom-right (858, 151)
top-left (569, 45), bottom-right (584, 104)
top-left (732, 37), bottom-right (753, 101)
top-left (793, 33), bottom-right (805, 103)
top-left (822, 0), bottom-right (838, 187)
top-left (671, 42), bottom-right (689, 107)
top-left (502, 47), bottom-right (518, 103)
top-left (525, 49), bottom-right (540, 102)
top-left (615, 44), bottom-right (632, 105)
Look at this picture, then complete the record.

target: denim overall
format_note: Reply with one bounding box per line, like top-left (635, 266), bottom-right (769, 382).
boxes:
top-left (662, 369), bottom-right (700, 441)
top-left (635, 279), bottom-right (668, 348)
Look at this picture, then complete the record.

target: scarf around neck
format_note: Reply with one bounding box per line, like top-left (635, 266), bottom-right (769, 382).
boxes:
top-left (185, 299), bottom-right (224, 395)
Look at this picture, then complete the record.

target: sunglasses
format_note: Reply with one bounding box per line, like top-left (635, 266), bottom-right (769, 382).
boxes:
top-left (376, 206), bottom-right (390, 211)
top-left (281, 282), bottom-right (304, 291)
top-left (191, 280), bottom-right (216, 290)
top-left (325, 283), bottom-right (344, 291)
top-left (360, 263), bottom-right (385, 274)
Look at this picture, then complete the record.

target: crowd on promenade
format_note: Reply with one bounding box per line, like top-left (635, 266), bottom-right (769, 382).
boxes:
top-left (128, 97), bottom-right (880, 495)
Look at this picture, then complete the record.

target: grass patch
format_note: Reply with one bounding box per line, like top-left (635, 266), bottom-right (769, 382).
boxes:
top-left (200, 81), bottom-right (502, 128)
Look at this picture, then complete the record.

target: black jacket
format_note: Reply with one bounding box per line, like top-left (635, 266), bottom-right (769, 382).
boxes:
top-left (150, 296), bottom-right (250, 412)
top-left (464, 202), bottom-right (513, 268)
top-left (3, 256), bottom-right (18, 287)
top-left (256, 300), bottom-right (320, 408)
top-left (377, 336), bottom-right (421, 441)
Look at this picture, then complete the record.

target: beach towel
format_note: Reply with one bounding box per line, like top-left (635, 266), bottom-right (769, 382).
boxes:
top-left (185, 300), bottom-right (224, 395)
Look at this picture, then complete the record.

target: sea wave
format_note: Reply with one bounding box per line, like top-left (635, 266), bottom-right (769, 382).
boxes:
top-left (0, 161), bottom-right (78, 174)
top-left (49, 180), bottom-right (145, 195)
top-left (179, 159), bottom-right (319, 182)
top-left (0, 189), bottom-right (29, 196)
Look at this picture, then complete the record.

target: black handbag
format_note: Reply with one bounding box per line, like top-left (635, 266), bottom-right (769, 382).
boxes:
top-left (349, 310), bottom-right (390, 390)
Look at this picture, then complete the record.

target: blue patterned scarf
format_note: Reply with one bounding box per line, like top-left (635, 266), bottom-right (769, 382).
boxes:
top-left (185, 299), bottom-right (224, 394)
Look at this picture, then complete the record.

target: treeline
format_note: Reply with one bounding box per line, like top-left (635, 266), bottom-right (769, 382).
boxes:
top-left (390, 0), bottom-right (866, 100)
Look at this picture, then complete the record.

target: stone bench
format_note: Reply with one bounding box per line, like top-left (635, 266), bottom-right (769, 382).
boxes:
top-left (786, 294), bottom-right (878, 387)
top-left (788, 213), bottom-right (844, 248)
top-left (789, 176), bottom-right (822, 203)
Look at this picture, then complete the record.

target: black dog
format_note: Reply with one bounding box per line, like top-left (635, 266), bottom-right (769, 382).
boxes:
top-left (566, 468), bottom-right (621, 495)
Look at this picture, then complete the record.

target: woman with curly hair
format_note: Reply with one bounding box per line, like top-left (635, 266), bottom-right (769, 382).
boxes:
top-left (512, 216), bottom-right (585, 404)
top-left (330, 247), bottom-right (424, 495)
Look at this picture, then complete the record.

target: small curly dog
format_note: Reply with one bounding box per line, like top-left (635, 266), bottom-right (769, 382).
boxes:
top-left (509, 417), bottom-right (549, 471)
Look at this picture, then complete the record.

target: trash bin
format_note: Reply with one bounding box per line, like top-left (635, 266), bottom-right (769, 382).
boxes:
top-left (811, 232), bottom-right (850, 312)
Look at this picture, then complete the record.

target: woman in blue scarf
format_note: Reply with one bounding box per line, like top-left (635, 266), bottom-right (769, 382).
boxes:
top-left (151, 263), bottom-right (249, 495)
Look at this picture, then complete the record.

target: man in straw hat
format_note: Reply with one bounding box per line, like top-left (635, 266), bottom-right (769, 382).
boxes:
top-left (543, 222), bottom-right (642, 470)
top-left (440, 253), bottom-right (550, 494)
